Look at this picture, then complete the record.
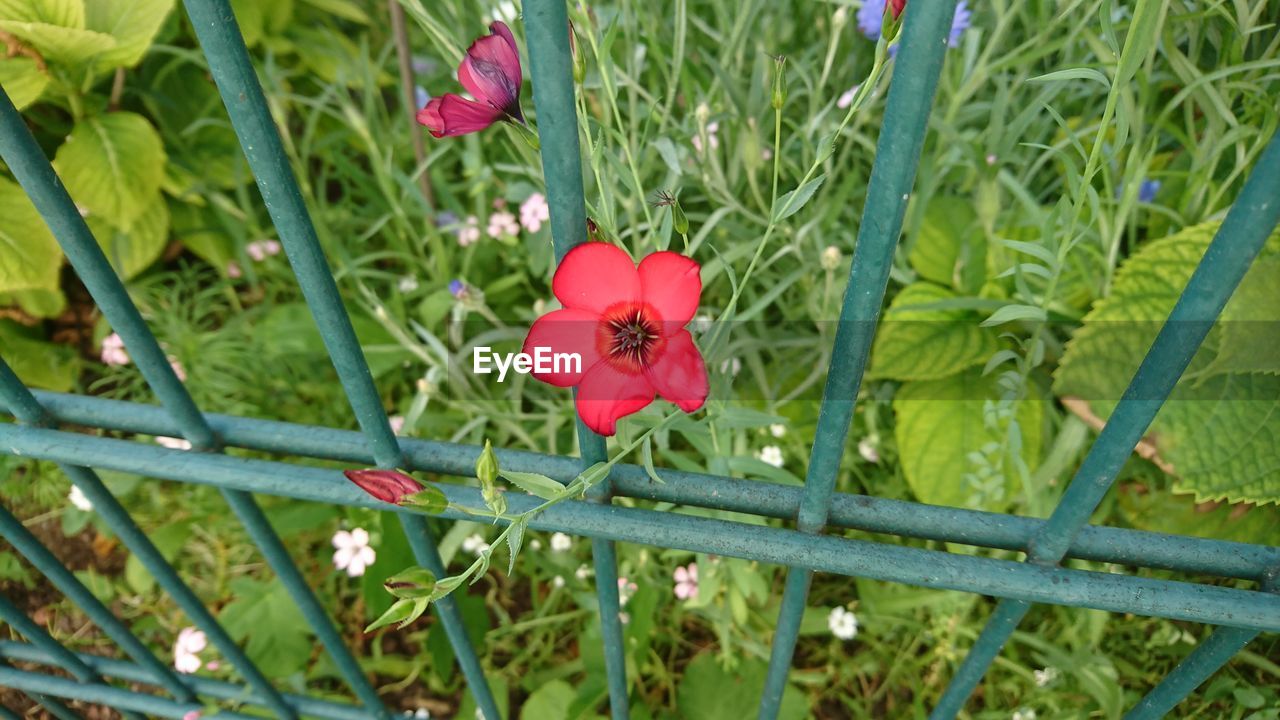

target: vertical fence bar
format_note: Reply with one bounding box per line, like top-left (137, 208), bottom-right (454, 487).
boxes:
top-left (0, 504), bottom-right (196, 701)
top-left (524, 1), bottom-right (630, 716)
top-left (0, 358), bottom-right (298, 720)
top-left (0, 596), bottom-right (145, 720)
top-left (0, 83), bottom-right (396, 720)
top-left (177, 2), bottom-right (503, 717)
top-left (756, 3), bottom-right (958, 717)
top-left (930, 130), bottom-right (1280, 718)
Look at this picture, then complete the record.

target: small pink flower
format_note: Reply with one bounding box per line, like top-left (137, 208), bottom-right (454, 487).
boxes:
top-left (617, 577), bottom-right (638, 606)
top-left (837, 84), bottom-right (860, 109)
top-left (333, 528), bottom-right (376, 577)
top-left (692, 121), bottom-right (720, 154)
top-left (519, 193), bottom-right (550, 233)
top-left (458, 216), bottom-right (481, 246)
top-left (173, 627), bottom-right (206, 674)
top-left (183, 712), bottom-right (201, 720)
top-left (487, 210), bottom-right (519, 238)
top-left (389, 415), bottom-right (406, 434)
top-left (673, 563), bottom-right (698, 600)
top-left (417, 22), bottom-right (524, 137)
top-left (246, 239), bottom-right (281, 262)
top-left (227, 261), bottom-right (243, 279)
top-left (100, 333), bottom-right (130, 366)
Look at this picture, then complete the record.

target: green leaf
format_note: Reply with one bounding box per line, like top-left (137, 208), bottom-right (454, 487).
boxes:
top-left (1055, 222), bottom-right (1280, 504)
top-left (981, 303), bottom-right (1047, 327)
top-left (505, 519), bottom-right (525, 575)
top-left (869, 282), bottom-right (1000, 381)
top-left (520, 680), bottom-right (575, 720)
top-left (677, 653), bottom-right (808, 720)
top-left (0, 57), bottom-right (50, 109)
top-left (0, 0), bottom-right (84, 26)
top-left (403, 485), bottom-right (448, 514)
top-left (364, 597), bottom-right (422, 632)
top-left (0, 178), bottom-right (62, 295)
top-left (500, 470), bottom-right (564, 500)
top-left (219, 578), bottom-right (315, 676)
top-left (85, 194), bottom-right (169, 279)
top-left (228, 0), bottom-right (264, 47)
top-left (894, 369), bottom-right (1043, 510)
top-left (909, 196), bottom-right (986, 293)
top-left (53, 112), bottom-right (166, 229)
top-left (84, 0), bottom-right (175, 69)
top-left (771, 174), bottom-right (825, 222)
top-left (1028, 67), bottom-right (1111, 87)
top-left (0, 17), bottom-right (117, 64)
top-left (0, 322), bottom-right (79, 391)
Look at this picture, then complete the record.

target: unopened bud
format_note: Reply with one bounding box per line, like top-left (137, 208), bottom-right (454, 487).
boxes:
top-left (832, 5), bottom-right (848, 29)
top-left (672, 198), bottom-right (689, 236)
top-left (476, 439), bottom-right (500, 488)
top-left (821, 245), bottom-right (842, 270)
top-left (384, 566), bottom-right (437, 599)
top-left (771, 56), bottom-right (787, 110)
top-left (343, 468), bottom-right (424, 505)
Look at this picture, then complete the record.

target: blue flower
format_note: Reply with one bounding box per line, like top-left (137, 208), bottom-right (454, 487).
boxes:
top-left (857, 0), bottom-right (972, 49)
top-left (414, 85), bottom-right (430, 109)
top-left (448, 279), bottom-right (466, 298)
top-left (1138, 179), bottom-right (1161, 203)
top-left (435, 211), bottom-right (459, 228)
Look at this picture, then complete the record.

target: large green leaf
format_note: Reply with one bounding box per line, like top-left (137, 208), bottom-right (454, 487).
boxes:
top-left (84, 0), bottom-right (174, 69)
top-left (909, 196), bottom-right (986, 294)
top-left (676, 653), bottom-right (808, 720)
top-left (0, 15), bottom-right (116, 65)
top-left (85, 195), bottom-right (169, 279)
top-left (218, 578), bottom-right (314, 678)
top-left (0, 322), bottom-right (79, 392)
top-left (1055, 222), bottom-right (1280, 504)
top-left (0, 57), bottom-right (50, 109)
top-left (868, 282), bottom-right (1000, 381)
top-left (0, 0), bottom-right (84, 27)
top-left (894, 369), bottom-right (1043, 510)
top-left (53, 112), bottom-right (165, 228)
top-left (0, 177), bottom-right (62, 294)
top-left (520, 680), bottom-right (575, 720)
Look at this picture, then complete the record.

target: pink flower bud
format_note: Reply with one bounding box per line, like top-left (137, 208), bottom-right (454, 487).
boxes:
top-left (343, 469), bottom-right (424, 505)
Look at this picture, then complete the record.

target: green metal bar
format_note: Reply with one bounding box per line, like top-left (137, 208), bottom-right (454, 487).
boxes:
top-left (930, 129), bottom-right (1280, 719)
top-left (7, 426), bottom-right (1280, 632)
top-left (0, 660), bottom-right (82, 720)
top-left (0, 359), bottom-right (299, 720)
top-left (525, 0), bottom-right (629, 715)
top-left (0, 595), bottom-right (147, 720)
top-left (1122, 572), bottom-right (1280, 719)
top-left (0, 80), bottom-right (385, 717)
top-left (759, 3), bottom-right (958, 717)
top-left (19, 391), bottom-right (1280, 581)
top-left (0, 642), bottom-right (371, 720)
top-left (0, 504), bottom-right (196, 701)
top-left (178, 2), bottom-right (502, 715)
top-left (0, 665), bottom-right (263, 720)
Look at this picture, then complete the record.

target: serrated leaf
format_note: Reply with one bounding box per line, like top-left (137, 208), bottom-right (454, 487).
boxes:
top-left (84, 0), bottom-right (175, 69)
top-left (0, 178), bottom-right (62, 294)
top-left (0, 57), bottom-right (50, 109)
top-left (1205, 255), bottom-right (1280, 376)
top-left (894, 369), bottom-right (1043, 510)
top-left (505, 520), bottom-right (525, 575)
top-left (1055, 222), bottom-right (1280, 505)
top-left (85, 194), bottom-right (169, 279)
top-left (54, 112), bottom-right (165, 228)
top-left (500, 470), bottom-right (564, 500)
top-left (869, 282), bottom-right (1000, 381)
top-left (772, 174), bottom-right (825, 222)
top-left (909, 197), bottom-right (986, 293)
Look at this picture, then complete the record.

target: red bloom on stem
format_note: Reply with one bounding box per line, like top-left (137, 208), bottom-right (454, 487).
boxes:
top-left (523, 243), bottom-right (709, 436)
top-left (417, 21), bottom-right (524, 138)
top-left (343, 469), bottom-right (423, 505)
top-left (888, 0), bottom-right (906, 18)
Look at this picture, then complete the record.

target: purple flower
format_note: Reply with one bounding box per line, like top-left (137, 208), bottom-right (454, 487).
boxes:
top-left (449, 279), bottom-right (467, 298)
top-left (858, 0), bottom-right (971, 50)
top-left (414, 85), bottom-right (430, 109)
top-left (435, 211), bottom-right (459, 228)
top-left (1138, 179), bottom-right (1161, 203)
top-left (949, 1), bottom-right (971, 47)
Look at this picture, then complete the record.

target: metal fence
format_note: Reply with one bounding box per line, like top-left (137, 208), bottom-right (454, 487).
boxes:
top-left (0, 1), bottom-right (1277, 718)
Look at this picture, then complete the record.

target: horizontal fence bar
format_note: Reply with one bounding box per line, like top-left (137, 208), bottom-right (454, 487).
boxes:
top-left (0, 665), bottom-right (261, 720)
top-left (0, 642), bottom-right (370, 720)
top-left (3, 426), bottom-right (1278, 632)
top-left (0, 504), bottom-right (196, 701)
top-left (17, 391), bottom-right (1278, 581)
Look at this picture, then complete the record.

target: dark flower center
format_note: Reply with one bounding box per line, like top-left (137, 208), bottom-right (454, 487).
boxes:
top-left (600, 305), bottom-right (662, 372)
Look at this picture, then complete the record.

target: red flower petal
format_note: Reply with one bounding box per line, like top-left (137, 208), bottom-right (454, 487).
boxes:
top-left (458, 22), bottom-right (523, 116)
top-left (553, 243), bottom-right (641, 315)
top-left (522, 308), bottom-right (602, 387)
top-left (638, 251), bottom-right (701, 328)
top-left (575, 362), bottom-right (656, 436)
top-left (416, 94), bottom-right (504, 137)
top-left (645, 329), bottom-right (708, 413)
top-left (889, 0), bottom-right (906, 19)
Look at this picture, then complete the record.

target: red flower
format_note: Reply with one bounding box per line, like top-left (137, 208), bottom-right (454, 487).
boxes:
top-left (343, 469), bottom-right (423, 505)
top-left (889, 0), bottom-right (906, 18)
top-left (417, 22), bottom-right (524, 138)
top-left (523, 243), bottom-right (709, 436)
